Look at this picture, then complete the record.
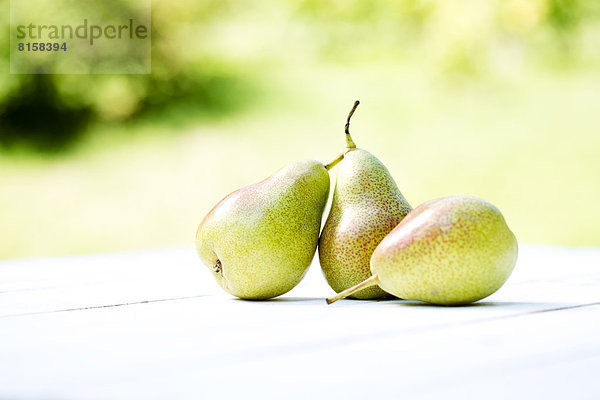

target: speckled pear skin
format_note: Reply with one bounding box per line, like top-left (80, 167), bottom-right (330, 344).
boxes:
top-left (319, 149), bottom-right (412, 299)
top-left (195, 160), bottom-right (330, 300)
top-left (371, 196), bottom-right (518, 305)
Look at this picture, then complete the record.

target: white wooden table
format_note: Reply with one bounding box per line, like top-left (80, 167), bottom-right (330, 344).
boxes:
top-left (1, 244), bottom-right (599, 400)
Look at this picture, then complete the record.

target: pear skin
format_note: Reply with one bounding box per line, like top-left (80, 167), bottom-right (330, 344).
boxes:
top-left (372, 196), bottom-right (518, 305)
top-left (195, 160), bottom-right (330, 300)
top-left (319, 101), bottom-right (412, 299)
top-left (327, 196), bottom-right (518, 305)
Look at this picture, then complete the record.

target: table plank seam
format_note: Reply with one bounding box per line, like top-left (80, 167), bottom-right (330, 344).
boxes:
top-left (0, 294), bottom-right (207, 319)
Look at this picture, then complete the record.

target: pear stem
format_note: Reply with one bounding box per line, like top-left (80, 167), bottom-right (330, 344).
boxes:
top-left (344, 100), bottom-right (359, 149)
top-left (325, 153), bottom-right (345, 170)
top-left (326, 274), bottom-right (380, 305)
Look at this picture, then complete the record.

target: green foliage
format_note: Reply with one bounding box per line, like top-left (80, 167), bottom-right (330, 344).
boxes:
top-left (2, 0), bottom-right (600, 151)
top-left (292, 0), bottom-right (600, 72)
top-left (0, 76), bottom-right (92, 151)
top-left (0, 0), bottom-right (254, 151)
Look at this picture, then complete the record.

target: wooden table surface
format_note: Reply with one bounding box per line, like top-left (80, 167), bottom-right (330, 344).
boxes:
top-left (1, 244), bottom-right (599, 400)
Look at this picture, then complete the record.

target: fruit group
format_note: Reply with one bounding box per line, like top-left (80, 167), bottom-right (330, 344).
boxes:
top-left (327, 196), bottom-right (518, 305)
top-left (195, 160), bottom-right (330, 300)
top-left (319, 101), bottom-right (412, 299)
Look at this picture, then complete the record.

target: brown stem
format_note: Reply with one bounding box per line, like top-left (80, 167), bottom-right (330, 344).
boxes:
top-left (344, 100), bottom-right (359, 149)
top-left (326, 274), bottom-right (380, 304)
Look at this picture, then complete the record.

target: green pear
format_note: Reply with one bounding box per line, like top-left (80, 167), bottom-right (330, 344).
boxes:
top-left (327, 196), bottom-right (518, 305)
top-left (319, 101), bottom-right (412, 299)
top-left (195, 160), bottom-right (331, 300)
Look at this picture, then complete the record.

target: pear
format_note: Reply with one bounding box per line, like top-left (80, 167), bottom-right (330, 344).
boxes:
top-left (195, 159), bottom-right (333, 300)
top-left (327, 196), bottom-right (518, 305)
top-left (319, 101), bottom-right (412, 299)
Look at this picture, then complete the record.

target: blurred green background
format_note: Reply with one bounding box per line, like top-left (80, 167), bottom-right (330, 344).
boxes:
top-left (1, 0), bottom-right (600, 259)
